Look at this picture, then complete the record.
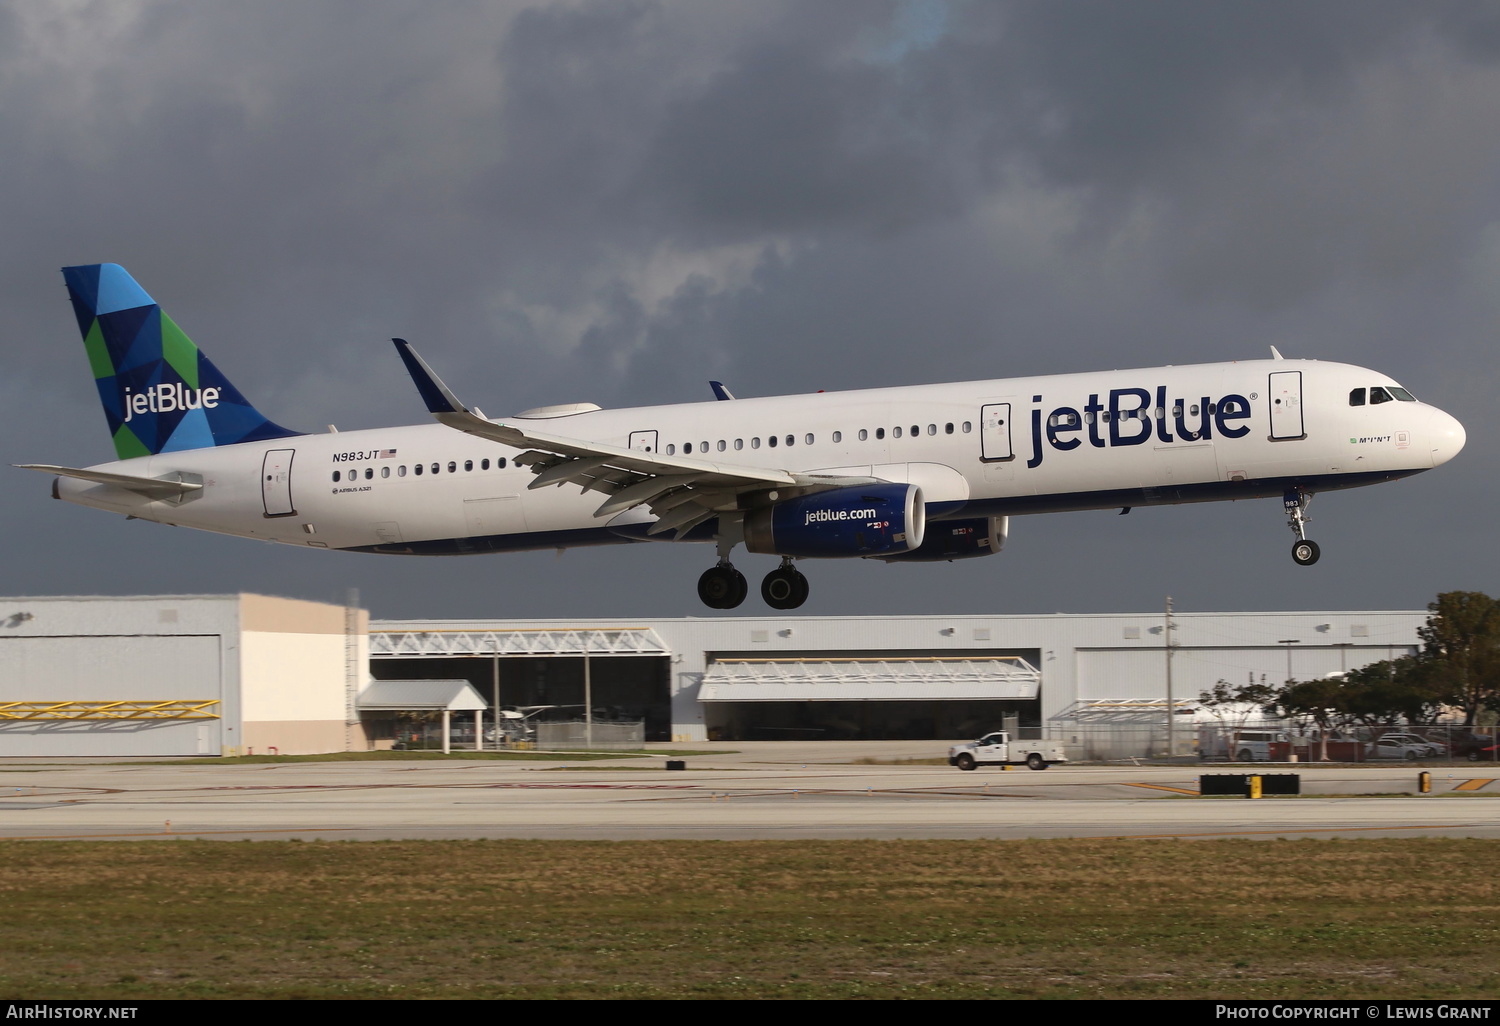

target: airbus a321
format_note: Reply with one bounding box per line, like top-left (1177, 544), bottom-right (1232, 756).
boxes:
top-left (22, 264), bottom-right (1466, 609)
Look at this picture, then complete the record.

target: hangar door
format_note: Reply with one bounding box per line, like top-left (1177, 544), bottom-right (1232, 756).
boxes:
top-left (0, 635), bottom-right (223, 756)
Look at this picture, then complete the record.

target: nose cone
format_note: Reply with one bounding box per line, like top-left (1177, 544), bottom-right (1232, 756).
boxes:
top-left (1428, 406), bottom-right (1466, 467)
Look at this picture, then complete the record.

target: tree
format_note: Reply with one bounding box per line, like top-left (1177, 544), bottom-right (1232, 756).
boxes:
top-left (1417, 592), bottom-right (1500, 725)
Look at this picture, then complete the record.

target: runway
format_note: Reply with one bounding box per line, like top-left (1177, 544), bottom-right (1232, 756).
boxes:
top-left (1, 744), bottom-right (1496, 841)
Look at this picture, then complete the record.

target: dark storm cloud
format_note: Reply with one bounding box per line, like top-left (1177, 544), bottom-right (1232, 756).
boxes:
top-left (1, 1), bottom-right (1496, 617)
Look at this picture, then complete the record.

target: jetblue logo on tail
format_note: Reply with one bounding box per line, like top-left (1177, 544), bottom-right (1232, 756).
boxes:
top-left (122, 384), bottom-right (222, 422)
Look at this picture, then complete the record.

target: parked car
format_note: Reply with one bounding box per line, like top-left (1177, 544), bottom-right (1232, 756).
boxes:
top-left (1448, 732), bottom-right (1497, 761)
top-left (1367, 737), bottom-right (1431, 761)
top-left (1376, 732), bottom-right (1444, 758)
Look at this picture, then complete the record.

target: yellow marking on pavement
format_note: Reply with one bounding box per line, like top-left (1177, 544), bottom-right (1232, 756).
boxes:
top-left (1453, 778), bottom-right (1494, 791)
top-left (1123, 782), bottom-right (1200, 795)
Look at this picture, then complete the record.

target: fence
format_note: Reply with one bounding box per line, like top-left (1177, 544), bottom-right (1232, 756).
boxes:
top-left (534, 720), bottom-right (644, 751)
top-left (1043, 719), bottom-right (1497, 764)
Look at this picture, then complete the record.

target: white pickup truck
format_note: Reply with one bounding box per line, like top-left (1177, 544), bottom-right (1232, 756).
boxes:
top-left (949, 732), bottom-right (1068, 771)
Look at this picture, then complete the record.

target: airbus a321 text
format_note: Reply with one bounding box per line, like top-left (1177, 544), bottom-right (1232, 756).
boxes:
top-left (21, 264), bottom-right (1466, 610)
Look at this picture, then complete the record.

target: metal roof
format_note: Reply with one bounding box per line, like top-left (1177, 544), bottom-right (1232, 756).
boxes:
top-left (698, 657), bottom-right (1040, 703)
top-left (357, 680), bottom-right (488, 711)
top-left (369, 627), bottom-right (670, 658)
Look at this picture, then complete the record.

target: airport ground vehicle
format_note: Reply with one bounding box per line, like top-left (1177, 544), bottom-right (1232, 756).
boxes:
top-left (1233, 730), bottom-right (1291, 762)
top-left (949, 732), bottom-right (1067, 771)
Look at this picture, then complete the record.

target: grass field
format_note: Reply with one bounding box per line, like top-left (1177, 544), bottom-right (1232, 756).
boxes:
top-left (1, 838), bottom-right (1496, 999)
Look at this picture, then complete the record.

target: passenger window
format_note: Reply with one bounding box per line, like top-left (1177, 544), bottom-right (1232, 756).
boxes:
top-left (832, 431), bottom-right (841, 443)
top-left (1172, 405), bottom-right (1183, 417)
top-left (876, 428), bottom-right (885, 439)
top-left (805, 433), bottom-right (814, 445)
top-left (464, 460), bottom-right (473, 472)
top-left (666, 444), bottom-right (675, 455)
top-left (363, 467), bottom-right (372, 480)
top-left (498, 458), bottom-right (507, 469)
top-left (734, 439), bottom-right (743, 450)
top-left (785, 435), bottom-right (794, 447)
top-left (381, 466), bottom-right (390, 479)
top-left (718, 440), bottom-right (726, 452)
top-left (414, 464), bottom-right (424, 476)
top-left (945, 423), bottom-right (954, 434)
top-left (768, 436), bottom-right (777, 448)
top-left (398, 465), bottom-right (407, 477)
top-left (431, 463), bottom-right (439, 474)
top-left (701, 441), bottom-right (708, 452)
top-left (962, 422), bottom-right (972, 433)
top-left (911, 425), bottom-right (919, 437)
top-left (893, 426), bottom-right (903, 438)
top-left (927, 424), bottom-right (936, 435)
top-left (684, 442), bottom-right (692, 454)
top-left (332, 471), bottom-right (341, 483)
top-left (447, 462), bottom-right (457, 473)
top-left (751, 437), bottom-right (760, 449)
top-left (1190, 405), bottom-right (1199, 416)
top-left (858, 429), bottom-right (868, 441)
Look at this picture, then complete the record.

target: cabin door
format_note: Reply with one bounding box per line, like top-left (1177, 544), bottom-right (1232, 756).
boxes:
top-left (628, 430), bottom-right (659, 454)
top-left (979, 404), bottom-right (1014, 462)
top-left (261, 449), bottom-right (297, 517)
top-left (1268, 371), bottom-right (1305, 440)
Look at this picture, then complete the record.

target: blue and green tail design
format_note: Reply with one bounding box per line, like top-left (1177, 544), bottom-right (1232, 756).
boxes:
top-left (62, 264), bottom-right (300, 458)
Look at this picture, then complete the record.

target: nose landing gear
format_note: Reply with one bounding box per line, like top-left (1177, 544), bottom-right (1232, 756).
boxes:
top-left (1284, 489), bottom-right (1320, 566)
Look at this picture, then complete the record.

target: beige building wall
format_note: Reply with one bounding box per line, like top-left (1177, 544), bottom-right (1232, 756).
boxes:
top-left (237, 594), bottom-right (369, 755)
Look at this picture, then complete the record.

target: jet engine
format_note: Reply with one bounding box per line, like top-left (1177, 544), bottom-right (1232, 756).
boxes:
top-left (744, 483), bottom-right (925, 558)
top-left (870, 516), bottom-right (1007, 562)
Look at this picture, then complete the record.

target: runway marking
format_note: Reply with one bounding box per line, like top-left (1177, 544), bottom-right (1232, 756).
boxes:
top-left (4, 827), bottom-right (362, 841)
top-left (1114, 824), bottom-right (1472, 840)
top-left (1122, 782), bottom-right (1200, 795)
top-left (1452, 778), bottom-right (1494, 791)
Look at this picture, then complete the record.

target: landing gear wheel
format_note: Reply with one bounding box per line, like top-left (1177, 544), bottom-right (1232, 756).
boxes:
top-left (761, 565), bottom-right (809, 610)
top-left (697, 565), bottom-right (747, 609)
top-left (955, 753), bottom-right (976, 771)
top-left (1026, 753), bottom-right (1047, 771)
top-left (1291, 539), bottom-right (1320, 566)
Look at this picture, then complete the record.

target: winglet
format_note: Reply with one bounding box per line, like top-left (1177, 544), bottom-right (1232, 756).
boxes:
top-left (709, 380), bottom-right (736, 401)
top-left (1269, 345), bottom-right (1285, 361)
top-left (393, 338), bottom-right (469, 415)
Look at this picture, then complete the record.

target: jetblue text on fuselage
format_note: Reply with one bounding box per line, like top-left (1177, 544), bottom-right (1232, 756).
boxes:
top-left (121, 384), bottom-right (221, 423)
top-left (1026, 386), bottom-right (1252, 469)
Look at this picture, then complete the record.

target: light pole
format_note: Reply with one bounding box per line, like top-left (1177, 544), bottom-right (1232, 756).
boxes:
top-left (1278, 639), bottom-right (1300, 682)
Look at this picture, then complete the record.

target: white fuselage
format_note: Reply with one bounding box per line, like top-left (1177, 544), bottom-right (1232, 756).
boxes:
top-left (54, 358), bottom-right (1465, 556)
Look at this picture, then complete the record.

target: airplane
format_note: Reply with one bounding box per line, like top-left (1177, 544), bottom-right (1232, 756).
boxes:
top-left (21, 263), bottom-right (1466, 610)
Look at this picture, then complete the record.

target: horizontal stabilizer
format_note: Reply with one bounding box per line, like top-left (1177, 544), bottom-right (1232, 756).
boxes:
top-left (15, 464), bottom-right (202, 501)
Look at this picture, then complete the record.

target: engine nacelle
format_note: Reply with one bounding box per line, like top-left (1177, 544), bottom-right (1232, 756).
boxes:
top-left (870, 516), bottom-right (1008, 563)
top-left (744, 483), bottom-right (925, 558)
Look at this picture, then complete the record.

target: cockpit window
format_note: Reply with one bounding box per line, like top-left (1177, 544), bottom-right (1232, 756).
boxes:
top-left (1370, 387), bottom-right (1393, 405)
top-left (1349, 388), bottom-right (1366, 406)
top-left (1390, 386), bottom-right (1416, 402)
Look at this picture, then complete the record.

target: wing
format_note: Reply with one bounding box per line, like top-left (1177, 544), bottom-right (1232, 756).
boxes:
top-left (393, 339), bottom-right (873, 537)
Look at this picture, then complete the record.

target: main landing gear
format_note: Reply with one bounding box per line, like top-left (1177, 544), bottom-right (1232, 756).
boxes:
top-left (697, 558), bottom-right (811, 610)
top-left (1284, 488), bottom-right (1320, 566)
top-left (698, 562), bottom-right (748, 609)
top-left (761, 558), bottom-right (809, 610)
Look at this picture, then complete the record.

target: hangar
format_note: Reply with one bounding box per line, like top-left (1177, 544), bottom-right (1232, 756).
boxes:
top-left (0, 594), bottom-right (367, 757)
top-left (370, 609), bottom-right (1425, 744)
top-left (0, 595), bottom-right (1425, 754)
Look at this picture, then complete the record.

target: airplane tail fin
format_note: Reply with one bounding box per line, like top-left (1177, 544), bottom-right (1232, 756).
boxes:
top-left (61, 263), bottom-right (300, 458)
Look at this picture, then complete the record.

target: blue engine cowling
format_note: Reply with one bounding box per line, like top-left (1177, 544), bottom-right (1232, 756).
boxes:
top-left (744, 483), bottom-right (925, 558)
top-left (869, 516), bottom-right (1007, 562)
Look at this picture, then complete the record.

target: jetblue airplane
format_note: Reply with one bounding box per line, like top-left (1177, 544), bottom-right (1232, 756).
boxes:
top-left (22, 264), bottom-right (1466, 609)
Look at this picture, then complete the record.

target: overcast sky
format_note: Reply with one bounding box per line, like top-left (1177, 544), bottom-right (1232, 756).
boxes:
top-left (3, 1), bottom-right (1498, 621)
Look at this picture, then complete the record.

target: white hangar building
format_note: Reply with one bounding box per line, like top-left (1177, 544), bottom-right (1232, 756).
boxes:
top-left (369, 609), bottom-right (1426, 744)
top-left (0, 594), bottom-right (368, 757)
top-left (0, 595), bottom-right (1424, 754)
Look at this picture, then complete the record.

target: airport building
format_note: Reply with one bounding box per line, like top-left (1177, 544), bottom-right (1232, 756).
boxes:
top-left (0, 594), bottom-right (1424, 756)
